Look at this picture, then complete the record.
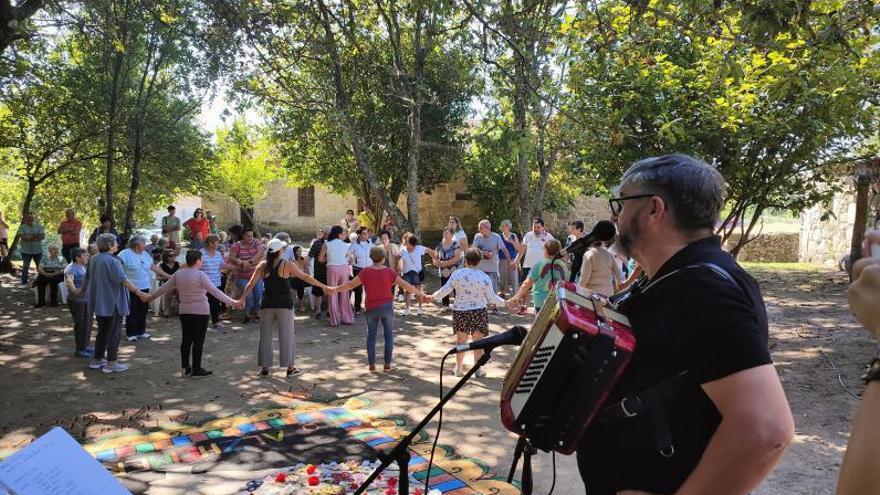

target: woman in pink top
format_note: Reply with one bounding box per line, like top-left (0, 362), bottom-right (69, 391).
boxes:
top-left (149, 250), bottom-right (244, 377)
top-left (332, 245), bottom-right (426, 372)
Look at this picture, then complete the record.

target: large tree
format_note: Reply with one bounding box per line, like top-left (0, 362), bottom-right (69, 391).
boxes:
top-left (566, 0), bottom-right (880, 255)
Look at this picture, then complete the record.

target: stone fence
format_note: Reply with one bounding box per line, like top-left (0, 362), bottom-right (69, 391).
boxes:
top-left (725, 233), bottom-right (800, 263)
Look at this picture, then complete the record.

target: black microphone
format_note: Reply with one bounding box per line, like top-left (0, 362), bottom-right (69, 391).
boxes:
top-left (560, 220), bottom-right (617, 256)
top-left (452, 325), bottom-right (528, 354)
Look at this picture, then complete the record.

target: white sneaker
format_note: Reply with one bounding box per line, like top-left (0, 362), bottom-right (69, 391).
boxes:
top-left (139, 333), bottom-right (151, 340)
top-left (397, 294), bottom-right (404, 302)
top-left (416, 307), bottom-right (423, 316)
top-left (475, 368), bottom-right (487, 378)
top-left (213, 321), bottom-right (224, 329)
top-left (453, 367), bottom-right (463, 377)
top-left (403, 307), bottom-right (410, 316)
top-left (101, 362), bottom-right (129, 374)
top-left (126, 336), bottom-right (138, 342)
top-left (89, 359), bottom-right (107, 369)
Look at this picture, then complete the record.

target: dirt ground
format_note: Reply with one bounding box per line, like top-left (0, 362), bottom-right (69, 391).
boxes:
top-left (0, 264), bottom-right (873, 495)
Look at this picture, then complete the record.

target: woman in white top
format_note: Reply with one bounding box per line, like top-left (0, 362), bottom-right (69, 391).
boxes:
top-left (319, 225), bottom-right (354, 326)
top-left (428, 247), bottom-right (506, 376)
top-left (448, 216), bottom-right (468, 251)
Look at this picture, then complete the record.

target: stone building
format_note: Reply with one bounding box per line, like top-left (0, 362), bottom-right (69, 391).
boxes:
top-left (202, 175), bottom-right (612, 242)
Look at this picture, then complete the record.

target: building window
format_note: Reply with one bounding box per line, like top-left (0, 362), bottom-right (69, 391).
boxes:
top-left (298, 187), bottom-right (315, 217)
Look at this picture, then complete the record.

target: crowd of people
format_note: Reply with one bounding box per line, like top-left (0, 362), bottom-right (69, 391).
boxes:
top-left (3, 202), bottom-right (630, 379)
top-left (3, 153), bottom-right (880, 494)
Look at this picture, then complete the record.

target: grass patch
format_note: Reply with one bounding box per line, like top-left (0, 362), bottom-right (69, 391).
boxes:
top-left (740, 261), bottom-right (827, 273)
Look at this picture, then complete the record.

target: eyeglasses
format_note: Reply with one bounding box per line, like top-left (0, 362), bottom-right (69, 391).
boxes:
top-left (608, 194), bottom-right (656, 216)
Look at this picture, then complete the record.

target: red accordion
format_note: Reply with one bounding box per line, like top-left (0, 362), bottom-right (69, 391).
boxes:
top-left (500, 282), bottom-right (636, 454)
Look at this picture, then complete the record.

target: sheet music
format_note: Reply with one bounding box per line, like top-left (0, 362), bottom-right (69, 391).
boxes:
top-left (0, 427), bottom-right (130, 495)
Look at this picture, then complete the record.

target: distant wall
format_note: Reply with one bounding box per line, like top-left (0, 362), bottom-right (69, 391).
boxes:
top-left (727, 233), bottom-right (800, 263)
top-left (544, 196), bottom-right (613, 239)
top-left (799, 181), bottom-right (857, 268)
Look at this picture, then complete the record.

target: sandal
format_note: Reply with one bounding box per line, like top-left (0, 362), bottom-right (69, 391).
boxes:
top-left (286, 367), bottom-right (303, 377)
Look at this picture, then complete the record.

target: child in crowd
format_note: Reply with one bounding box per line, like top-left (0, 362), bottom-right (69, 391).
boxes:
top-left (509, 239), bottom-right (568, 316)
top-left (427, 248), bottom-right (506, 377)
top-left (64, 247), bottom-right (93, 357)
top-left (332, 245), bottom-right (427, 372)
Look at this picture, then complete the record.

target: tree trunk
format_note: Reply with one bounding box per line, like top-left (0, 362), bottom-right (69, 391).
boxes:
top-left (0, 0), bottom-right (45, 55)
top-left (122, 118), bottom-right (144, 242)
top-left (729, 204), bottom-right (765, 259)
top-left (405, 102), bottom-right (422, 238)
top-left (513, 69), bottom-right (530, 233)
top-left (103, 48), bottom-right (125, 224)
top-left (848, 173), bottom-right (871, 280)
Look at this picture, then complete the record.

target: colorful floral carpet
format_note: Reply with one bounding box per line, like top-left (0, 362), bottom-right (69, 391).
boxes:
top-left (79, 394), bottom-right (520, 495)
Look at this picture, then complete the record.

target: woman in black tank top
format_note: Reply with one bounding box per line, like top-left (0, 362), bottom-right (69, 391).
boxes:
top-left (242, 238), bottom-right (332, 378)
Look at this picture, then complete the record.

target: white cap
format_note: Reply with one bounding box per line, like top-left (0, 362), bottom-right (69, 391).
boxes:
top-left (267, 238), bottom-right (288, 253)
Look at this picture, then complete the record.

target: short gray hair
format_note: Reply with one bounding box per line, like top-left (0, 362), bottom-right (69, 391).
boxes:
top-left (129, 235), bottom-right (147, 247)
top-left (500, 219), bottom-right (513, 229)
top-left (96, 233), bottom-right (117, 252)
top-left (619, 154), bottom-right (724, 231)
top-left (274, 232), bottom-right (291, 242)
top-left (478, 219), bottom-right (491, 229)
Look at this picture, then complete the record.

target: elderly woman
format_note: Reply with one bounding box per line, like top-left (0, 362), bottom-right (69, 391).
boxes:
top-left (117, 235), bottom-right (169, 341)
top-left (150, 250), bottom-right (243, 377)
top-left (200, 234), bottom-right (237, 329)
top-left (82, 233), bottom-right (150, 374)
top-left (35, 244), bottom-right (67, 307)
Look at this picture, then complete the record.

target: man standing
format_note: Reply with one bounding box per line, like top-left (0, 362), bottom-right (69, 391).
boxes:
top-left (161, 205), bottom-right (181, 250)
top-left (472, 219), bottom-right (510, 295)
top-left (17, 211), bottom-right (45, 287)
top-left (565, 220), bottom-right (587, 283)
top-left (518, 218), bottom-right (554, 283)
top-left (348, 226), bottom-right (372, 317)
top-left (576, 154), bottom-right (793, 495)
top-left (58, 208), bottom-right (82, 263)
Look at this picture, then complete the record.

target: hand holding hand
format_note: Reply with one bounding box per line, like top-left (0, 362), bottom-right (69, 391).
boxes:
top-left (233, 299), bottom-right (246, 309)
top-left (505, 297), bottom-right (520, 311)
top-left (325, 285), bottom-right (336, 295)
top-left (136, 291), bottom-right (152, 304)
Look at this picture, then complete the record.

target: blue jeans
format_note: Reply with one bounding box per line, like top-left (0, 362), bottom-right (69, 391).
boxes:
top-left (21, 252), bottom-right (42, 285)
top-left (236, 277), bottom-right (263, 316)
top-left (365, 302), bottom-right (394, 365)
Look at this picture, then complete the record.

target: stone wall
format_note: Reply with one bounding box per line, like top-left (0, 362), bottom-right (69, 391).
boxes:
top-left (543, 196), bottom-right (613, 239)
top-left (202, 181), bottom-right (359, 238)
top-left (726, 233), bottom-right (800, 263)
top-left (799, 180), bottom-right (856, 267)
top-left (397, 176), bottom-right (480, 235)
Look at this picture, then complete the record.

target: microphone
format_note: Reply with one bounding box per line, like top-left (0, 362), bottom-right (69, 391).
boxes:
top-left (452, 325), bottom-right (528, 354)
top-left (560, 220), bottom-right (617, 256)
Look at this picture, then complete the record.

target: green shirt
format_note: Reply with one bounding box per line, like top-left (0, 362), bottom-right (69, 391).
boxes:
top-left (18, 223), bottom-right (45, 255)
top-left (528, 257), bottom-right (569, 309)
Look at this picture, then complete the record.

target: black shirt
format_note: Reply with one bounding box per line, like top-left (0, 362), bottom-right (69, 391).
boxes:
top-left (566, 235), bottom-right (589, 283)
top-left (577, 236), bottom-right (771, 495)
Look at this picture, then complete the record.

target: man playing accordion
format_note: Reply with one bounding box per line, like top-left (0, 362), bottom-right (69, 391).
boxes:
top-left (577, 154), bottom-right (794, 495)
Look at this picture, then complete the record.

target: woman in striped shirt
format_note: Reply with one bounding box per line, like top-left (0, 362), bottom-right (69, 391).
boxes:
top-left (200, 234), bottom-right (237, 329)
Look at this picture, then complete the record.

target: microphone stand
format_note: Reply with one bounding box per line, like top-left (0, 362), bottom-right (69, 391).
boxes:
top-left (354, 349), bottom-right (494, 495)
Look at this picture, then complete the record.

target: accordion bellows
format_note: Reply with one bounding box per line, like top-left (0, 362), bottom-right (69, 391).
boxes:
top-left (500, 282), bottom-right (636, 454)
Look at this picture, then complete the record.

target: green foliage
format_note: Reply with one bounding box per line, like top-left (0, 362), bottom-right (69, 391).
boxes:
top-left (565, 0), bottom-right (879, 251)
top-left (210, 119), bottom-right (285, 210)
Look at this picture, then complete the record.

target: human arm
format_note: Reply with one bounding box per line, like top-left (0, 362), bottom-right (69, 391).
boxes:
top-left (240, 262), bottom-right (265, 299)
top-left (64, 269), bottom-right (80, 297)
top-left (430, 275), bottom-right (456, 302)
top-left (149, 274), bottom-right (177, 300)
top-left (37, 261), bottom-right (50, 277)
top-left (332, 275), bottom-right (362, 293)
top-left (150, 262), bottom-right (171, 280)
top-left (578, 252), bottom-right (594, 288)
top-left (670, 365), bottom-right (794, 495)
top-left (481, 276), bottom-right (506, 305)
top-left (200, 272), bottom-right (241, 308)
top-left (287, 261), bottom-right (332, 292)
top-left (318, 244), bottom-right (327, 264)
top-left (394, 275), bottom-right (425, 297)
top-left (837, 231), bottom-right (880, 495)
top-left (509, 277), bottom-right (535, 305)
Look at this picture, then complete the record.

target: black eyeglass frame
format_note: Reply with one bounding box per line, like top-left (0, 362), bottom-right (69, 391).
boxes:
top-left (608, 194), bottom-right (657, 216)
